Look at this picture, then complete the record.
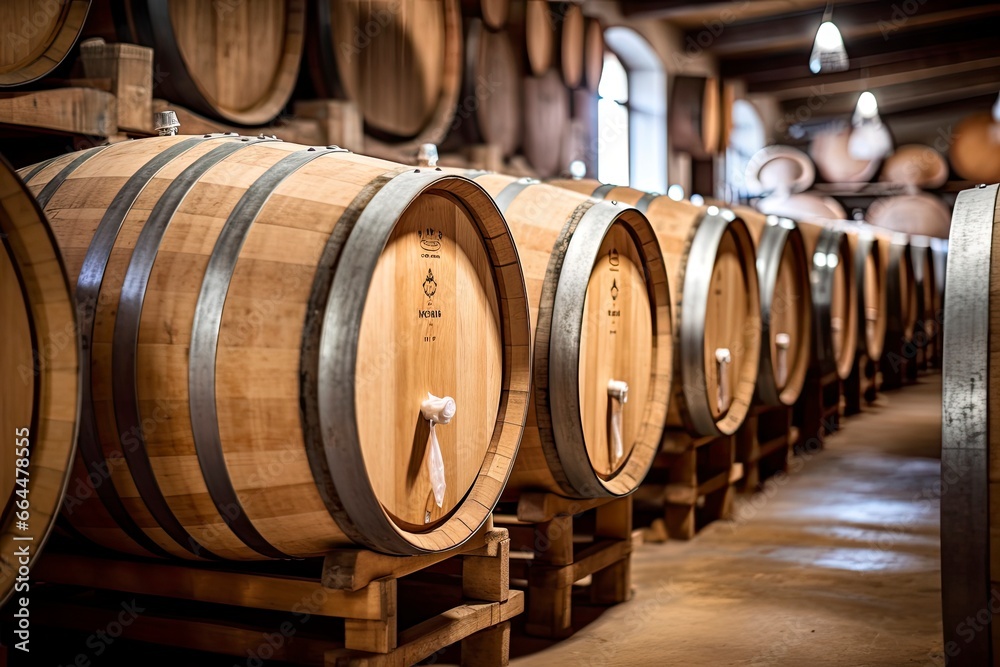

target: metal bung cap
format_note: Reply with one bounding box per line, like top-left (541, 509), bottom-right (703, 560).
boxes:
top-left (417, 144), bottom-right (439, 168)
top-left (154, 110), bottom-right (180, 136)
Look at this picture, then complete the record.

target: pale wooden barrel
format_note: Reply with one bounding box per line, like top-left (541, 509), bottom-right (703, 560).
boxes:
top-left (111, 0), bottom-right (305, 126)
top-left (308, 0), bottom-right (462, 153)
top-left (460, 18), bottom-right (522, 158)
top-left (465, 175), bottom-right (671, 498)
top-left (733, 207), bottom-right (813, 407)
top-left (20, 136), bottom-right (530, 559)
top-left (940, 183), bottom-right (1000, 665)
top-left (0, 0), bottom-right (90, 86)
top-left (0, 157), bottom-right (80, 606)
top-left (798, 220), bottom-right (858, 382)
top-left (552, 180), bottom-right (761, 437)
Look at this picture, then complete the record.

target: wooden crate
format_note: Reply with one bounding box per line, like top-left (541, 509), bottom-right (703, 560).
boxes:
top-left (633, 430), bottom-right (743, 542)
top-left (736, 404), bottom-right (796, 492)
top-left (30, 523), bottom-right (520, 666)
top-left (494, 494), bottom-right (633, 639)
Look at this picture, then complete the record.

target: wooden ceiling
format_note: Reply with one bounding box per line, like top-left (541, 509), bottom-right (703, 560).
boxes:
top-left (622, 0), bottom-right (1000, 133)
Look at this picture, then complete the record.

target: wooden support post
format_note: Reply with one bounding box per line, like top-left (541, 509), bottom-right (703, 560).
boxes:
top-left (591, 497), bottom-right (632, 604)
top-left (295, 100), bottom-right (364, 152)
top-left (462, 622), bottom-right (510, 667)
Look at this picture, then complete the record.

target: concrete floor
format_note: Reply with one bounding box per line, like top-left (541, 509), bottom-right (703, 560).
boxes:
top-left (510, 375), bottom-right (944, 667)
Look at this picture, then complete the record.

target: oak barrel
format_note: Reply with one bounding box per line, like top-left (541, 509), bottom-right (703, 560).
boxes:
top-left (0, 0), bottom-right (90, 86)
top-left (909, 234), bottom-right (940, 369)
top-left (460, 18), bottom-right (522, 158)
top-left (733, 208), bottom-right (813, 407)
top-left (461, 0), bottom-right (509, 29)
top-left (559, 3), bottom-right (585, 88)
top-left (523, 70), bottom-right (571, 178)
top-left (583, 17), bottom-right (604, 94)
top-left (109, 0), bottom-right (305, 126)
top-left (308, 0), bottom-right (462, 153)
top-left (669, 75), bottom-right (721, 159)
top-left (20, 135), bottom-right (530, 559)
top-left (940, 183), bottom-right (1000, 666)
top-left (466, 175), bottom-right (671, 498)
top-left (879, 229), bottom-right (918, 388)
top-left (552, 180), bottom-right (761, 437)
top-left (0, 157), bottom-right (80, 605)
top-left (797, 220), bottom-right (857, 382)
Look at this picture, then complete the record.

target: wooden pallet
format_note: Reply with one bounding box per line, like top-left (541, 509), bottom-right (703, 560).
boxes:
top-left (493, 494), bottom-right (633, 639)
top-left (30, 522), bottom-right (520, 666)
top-left (794, 368), bottom-right (841, 451)
top-left (736, 405), bottom-right (796, 491)
top-left (633, 430), bottom-right (743, 542)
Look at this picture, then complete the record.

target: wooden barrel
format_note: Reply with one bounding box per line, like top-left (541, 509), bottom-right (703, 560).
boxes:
top-left (308, 0), bottom-right (462, 152)
top-left (930, 237), bottom-right (948, 337)
top-left (950, 112), bottom-right (1000, 183)
top-left (462, 175), bottom-right (671, 497)
top-left (797, 220), bottom-right (857, 382)
top-left (878, 229), bottom-right (918, 388)
top-left (823, 220), bottom-right (888, 365)
top-left (583, 17), bottom-right (604, 94)
top-left (460, 18), bottom-right (522, 158)
top-left (20, 136), bottom-right (530, 559)
top-left (522, 0), bottom-right (554, 76)
top-left (669, 75), bottom-right (721, 159)
top-left (559, 3), bottom-right (585, 88)
top-left (0, 0), bottom-right (90, 86)
top-left (733, 208), bottom-right (813, 407)
top-left (110, 0), bottom-right (305, 126)
top-left (0, 156), bottom-right (80, 605)
top-left (940, 183), bottom-right (1000, 665)
top-left (523, 70), bottom-right (570, 178)
top-left (461, 0), bottom-right (509, 29)
top-left (552, 180), bottom-right (761, 437)
top-left (909, 234), bottom-right (940, 369)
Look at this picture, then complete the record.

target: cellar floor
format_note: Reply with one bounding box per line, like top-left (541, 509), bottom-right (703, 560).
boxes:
top-left (509, 374), bottom-right (944, 667)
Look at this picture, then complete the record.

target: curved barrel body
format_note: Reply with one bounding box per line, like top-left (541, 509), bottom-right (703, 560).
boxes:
top-left (468, 175), bottom-right (672, 498)
top-left (0, 0), bottom-right (90, 86)
top-left (21, 136), bottom-right (530, 559)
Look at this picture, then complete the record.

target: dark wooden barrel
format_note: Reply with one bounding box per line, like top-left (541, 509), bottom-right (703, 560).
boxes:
top-left (20, 136), bottom-right (530, 559)
top-left (461, 0), bottom-right (509, 29)
top-left (0, 156), bottom-right (80, 605)
top-left (108, 0), bottom-right (305, 126)
top-left (669, 75), bottom-right (721, 159)
top-left (909, 235), bottom-right (940, 369)
top-left (735, 208), bottom-right (813, 407)
top-left (583, 17), bottom-right (604, 94)
top-left (552, 179), bottom-right (761, 438)
top-left (460, 18), bottom-right (522, 157)
top-left (523, 70), bottom-right (570, 177)
top-left (798, 220), bottom-right (858, 382)
top-left (940, 183), bottom-right (999, 666)
top-left (0, 0), bottom-right (90, 86)
top-left (878, 230), bottom-right (918, 389)
top-left (308, 0), bottom-right (463, 154)
top-left (559, 2), bottom-right (585, 88)
top-left (466, 175), bottom-right (672, 498)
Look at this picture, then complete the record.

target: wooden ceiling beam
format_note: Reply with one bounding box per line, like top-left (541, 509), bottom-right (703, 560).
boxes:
top-left (687, 3), bottom-right (1000, 57)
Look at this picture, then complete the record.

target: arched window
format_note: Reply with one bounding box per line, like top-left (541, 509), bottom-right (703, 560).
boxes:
top-left (597, 52), bottom-right (629, 186)
top-left (597, 28), bottom-right (667, 192)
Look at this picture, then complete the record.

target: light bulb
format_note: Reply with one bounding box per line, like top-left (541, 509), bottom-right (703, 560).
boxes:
top-left (856, 91), bottom-right (878, 119)
top-left (815, 22), bottom-right (843, 50)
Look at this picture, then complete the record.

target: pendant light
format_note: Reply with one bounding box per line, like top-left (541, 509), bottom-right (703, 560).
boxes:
top-left (809, 4), bottom-right (848, 74)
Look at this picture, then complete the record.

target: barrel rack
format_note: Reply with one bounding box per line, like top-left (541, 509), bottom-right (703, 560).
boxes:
top-left (794, 368), bottom-right (841, 449)
top-left (30, 522), bottom-right (521, 666)
top-left (634, 430), bottom-right (744, 542)
top-left (0, 40), bottom-right (365, 154)
top-left (736, 405), bottom-right (797, 492)
top-left (494, 494), bottom-right (634, 639)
